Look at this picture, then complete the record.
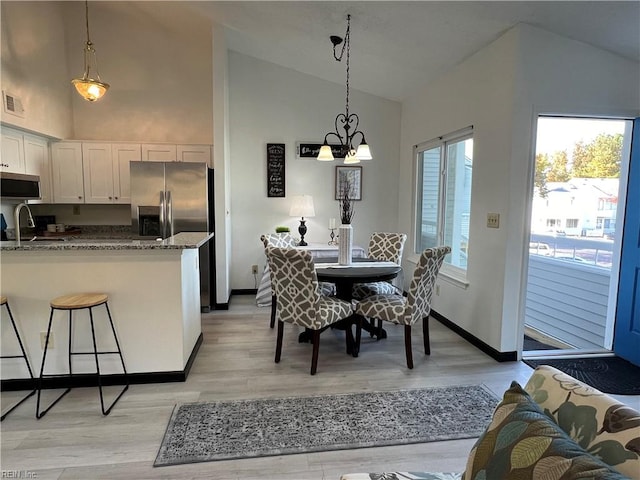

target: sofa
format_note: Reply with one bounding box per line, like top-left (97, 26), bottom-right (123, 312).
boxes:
top-left (340, 365), bottom-right (639, 480)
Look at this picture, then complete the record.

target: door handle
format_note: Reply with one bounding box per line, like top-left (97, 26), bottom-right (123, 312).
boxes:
top-left (166, 190), bottom-right (173, 237)
top-left (159, 190), bottom-right (165, 238)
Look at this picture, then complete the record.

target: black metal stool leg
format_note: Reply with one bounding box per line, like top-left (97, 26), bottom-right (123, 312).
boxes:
top-left (36, 308), bottom-right (71, 419)
top-left (1, 302), bottom-right (36, 421)
top-left (88, 303), bottom-right (128, 415)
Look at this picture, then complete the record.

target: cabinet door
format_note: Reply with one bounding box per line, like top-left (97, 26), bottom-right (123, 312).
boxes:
top-left (24, 134), bottom-right (52, 203)
top-left (112, 143), bottom-right (140, 204)
top-left (177, 144), bottom-right (211, 165)
top-left (51, 142), bottom-right (85, 203)
top-left (82, 143), bottom-right (114, 203)
top-left (0, 128), bottom-right (25, 173)
top-left (142, 144), bottom-right (177, 162)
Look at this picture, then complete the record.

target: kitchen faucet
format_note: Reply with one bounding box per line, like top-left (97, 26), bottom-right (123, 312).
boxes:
top-left (14, 202), bottom-right (35, 245)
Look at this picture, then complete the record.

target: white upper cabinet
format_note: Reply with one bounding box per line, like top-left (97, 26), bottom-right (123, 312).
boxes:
top-left (177, 144), bottom-right (211, 164)
top-left (82, 143), bottom-right (140, 204)
top-left (0, 129), bottom-right (25, 173)
top-left (111, 144), bottom-right (140, 204)
top-left (1, 127), bottom-right (52, 203)
top-left (24, 133), bottom-right (52, 203)
top-left (51, 142), bottom-right (85, 203)
top-left (82, 143), bottom-right (114, 204)
top-left (142, 144), bottom-right (177, 162)
top-left (142, 143), bottom-right (211, 165)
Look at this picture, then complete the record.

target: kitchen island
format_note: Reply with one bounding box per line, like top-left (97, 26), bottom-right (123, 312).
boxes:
top-left (0, 232), bottom-right (213, 384)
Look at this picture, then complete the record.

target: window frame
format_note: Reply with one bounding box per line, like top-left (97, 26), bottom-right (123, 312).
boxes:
top-left (413, 126), bottom-right (474, 284)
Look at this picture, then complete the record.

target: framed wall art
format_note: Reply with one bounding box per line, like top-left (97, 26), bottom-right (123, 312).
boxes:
top-left (335, 166), bottom-right (362, 201)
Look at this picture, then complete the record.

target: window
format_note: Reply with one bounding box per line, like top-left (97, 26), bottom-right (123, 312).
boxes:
top-left (566, 219), bottom-right (578, 228)
top-left (415, 126), bottom-right (473, 271)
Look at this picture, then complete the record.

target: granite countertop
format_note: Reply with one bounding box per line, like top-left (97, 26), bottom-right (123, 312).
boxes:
top-left (0, 232), bottom-right (214, 251)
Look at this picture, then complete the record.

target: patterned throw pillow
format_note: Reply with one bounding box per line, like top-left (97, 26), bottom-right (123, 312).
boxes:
top-left (463, 382), bottom-right (631, 480)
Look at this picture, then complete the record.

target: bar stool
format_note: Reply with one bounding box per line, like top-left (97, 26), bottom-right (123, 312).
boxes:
top-left (1, 296), bottom-right (36, 421)
top-left (36, 293), bottom-right (129, 418)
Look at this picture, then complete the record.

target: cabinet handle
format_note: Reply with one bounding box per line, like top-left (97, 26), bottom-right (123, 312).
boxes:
top-left (78, 196), bottom-right (82, 199)
top-left (114, 196), bottom-right (118, 200)
top-left (109, 196), bottom-right (112, 200)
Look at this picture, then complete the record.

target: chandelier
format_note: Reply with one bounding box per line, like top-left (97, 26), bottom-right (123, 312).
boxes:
top-left (71, 0), bottom-right (109, 102)
top-left (317, 15), bottom-right (372, 164)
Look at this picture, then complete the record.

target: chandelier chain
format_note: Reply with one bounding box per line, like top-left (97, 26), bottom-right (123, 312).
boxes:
top-left (84, 0), bottom-right (91, 45)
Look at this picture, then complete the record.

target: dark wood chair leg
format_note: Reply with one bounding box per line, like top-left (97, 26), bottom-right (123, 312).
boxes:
top-left (423, 316), bottom-right (430, 355)
top-left (404, 325), bottom-right (413, 369)
top-left (353, 315), bottom-right (362, 357)
top-left (275, 320), bottom-right (284, 363)
top-left (377, 319), bottom-right (383, 340)
top-left (368, 317), bottom-right (376, 337)
top-left (310, 330), bottom-right (320, 375)
top-left (270, 295), bottom-right (277, 328)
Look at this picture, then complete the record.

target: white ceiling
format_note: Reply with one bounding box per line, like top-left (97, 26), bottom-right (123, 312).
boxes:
top-left (123, 1), bottom-right (640, 102)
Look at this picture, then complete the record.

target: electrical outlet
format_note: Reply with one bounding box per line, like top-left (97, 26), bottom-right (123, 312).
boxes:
top-left (73, 205), bottom-right (80, 215)
top-left (40, 331), bottom-right (54, 349)
top-left (487, 213), bottom-right (500, 229)
top-left (251, 264), bottom-right (259, 274)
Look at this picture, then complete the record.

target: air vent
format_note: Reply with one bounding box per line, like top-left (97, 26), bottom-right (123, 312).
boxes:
top-left (3, 90), bottom-right (25, 118)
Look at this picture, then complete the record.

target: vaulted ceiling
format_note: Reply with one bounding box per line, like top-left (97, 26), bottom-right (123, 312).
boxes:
top-left (106, 1), bottom-right (640, 101)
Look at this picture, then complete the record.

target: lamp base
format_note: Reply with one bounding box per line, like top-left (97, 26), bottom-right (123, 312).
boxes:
top-left (298, 219), bottom-right (308, 246)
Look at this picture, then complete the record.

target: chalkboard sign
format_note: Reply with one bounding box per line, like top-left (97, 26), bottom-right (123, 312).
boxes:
top-left (296, 142), bottom-right (349, 159)
top-left (267, 143), bottom-right (285, 197)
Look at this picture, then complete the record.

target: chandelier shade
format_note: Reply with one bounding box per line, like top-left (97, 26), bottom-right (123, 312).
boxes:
top-left (318, 15), bottom-right (372, 163)
top-left (71, 1), bottom-right (109, 102)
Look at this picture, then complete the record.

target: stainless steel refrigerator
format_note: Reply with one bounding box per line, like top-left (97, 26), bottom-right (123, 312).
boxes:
top-left (130, 161), bottom-right (215, 311)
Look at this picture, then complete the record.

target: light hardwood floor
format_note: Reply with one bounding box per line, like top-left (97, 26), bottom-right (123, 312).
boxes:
top-left (1, 295), bottom-right (636, 480)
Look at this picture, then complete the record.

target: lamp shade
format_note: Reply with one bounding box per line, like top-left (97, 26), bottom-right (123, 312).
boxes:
top-left (72, 78), bottom-right (109, 102)
top-left (355, 143), bottom-right (372, 160)
top-left (317, 145), bottom-right (335, 161)
top-left (289, 195), bottom-right (315, 218)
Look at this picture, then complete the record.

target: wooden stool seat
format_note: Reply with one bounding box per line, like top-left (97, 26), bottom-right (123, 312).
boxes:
top-left (0, 295), bottom-right (7, 305)
top-left (50, 293), bottom-right (108, 310)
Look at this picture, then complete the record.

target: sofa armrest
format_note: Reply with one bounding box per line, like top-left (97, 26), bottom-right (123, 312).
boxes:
top-left (524, 365), bottom-right (639, 478)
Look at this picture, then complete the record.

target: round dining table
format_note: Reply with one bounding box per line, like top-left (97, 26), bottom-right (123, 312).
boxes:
top-left (298, 257), bottom-right (402, 355)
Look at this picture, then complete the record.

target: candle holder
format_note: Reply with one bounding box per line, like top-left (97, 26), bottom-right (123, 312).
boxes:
top-left (328, 228), bottom-right (338, 245)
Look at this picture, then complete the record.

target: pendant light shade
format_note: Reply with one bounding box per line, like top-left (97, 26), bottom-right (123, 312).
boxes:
top-left (72, 1), bottom-right (109, 102)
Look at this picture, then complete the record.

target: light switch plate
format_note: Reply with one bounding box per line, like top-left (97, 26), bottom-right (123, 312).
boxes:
top-left (487, 213), bottom-right (500, 228)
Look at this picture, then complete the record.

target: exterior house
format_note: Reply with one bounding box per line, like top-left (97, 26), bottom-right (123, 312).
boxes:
top-left (1, 1), bottom-right (638, 363)
top-left (532, 178), bottom-right (619, 237)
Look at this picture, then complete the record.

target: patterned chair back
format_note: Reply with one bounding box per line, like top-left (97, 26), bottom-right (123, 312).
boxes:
top-left (265, 246), bottom-right (321, 329)
top-left (367, 232), bottom-right (407, 264)
top-left (260, 233), bottom-right (297, 248)
top-left (406, 246), bottom-right (451, 324)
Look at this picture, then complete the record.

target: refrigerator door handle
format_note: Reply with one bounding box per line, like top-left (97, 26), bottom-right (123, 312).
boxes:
top-left (159, 190), bottom-right (166, 238)
top-left (166, 190), bottom-right (173, 237)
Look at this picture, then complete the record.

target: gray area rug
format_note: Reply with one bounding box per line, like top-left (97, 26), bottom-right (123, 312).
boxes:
top-left (154, 385), bottom-right (499, 467)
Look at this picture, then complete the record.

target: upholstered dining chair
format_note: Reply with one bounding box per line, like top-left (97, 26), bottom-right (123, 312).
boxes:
top-left (260, 233), bottom-right (297, 328)
top-left (354, 246), bottom-right (450, 369)
top-left (352, 232), bottom-right (407, 337)
top-left (265, 246), bottom-right (353, 375)
top-left (260, 233), bottom-right (336, 328)
top-left (352, 232), bottom-right (407, 299)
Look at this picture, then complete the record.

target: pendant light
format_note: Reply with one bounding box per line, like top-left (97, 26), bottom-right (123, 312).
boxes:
top-left (71, 0), bottom-right (109, 102)
top-left (317, 15), bottom-right (372, 163)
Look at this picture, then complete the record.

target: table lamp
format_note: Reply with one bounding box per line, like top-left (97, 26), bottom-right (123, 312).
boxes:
top-left (289, 195), bottom-right (315, 246)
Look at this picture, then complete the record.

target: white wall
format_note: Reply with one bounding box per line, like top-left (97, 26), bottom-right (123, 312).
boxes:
top-left (61, 1), bottom-right (213, 143)
top-left (228, 52), bottom-right (401, 289)
top-left (399, 24), bottom-right (640, 355)
top-left (1, 1), bottom-right (73, 139)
